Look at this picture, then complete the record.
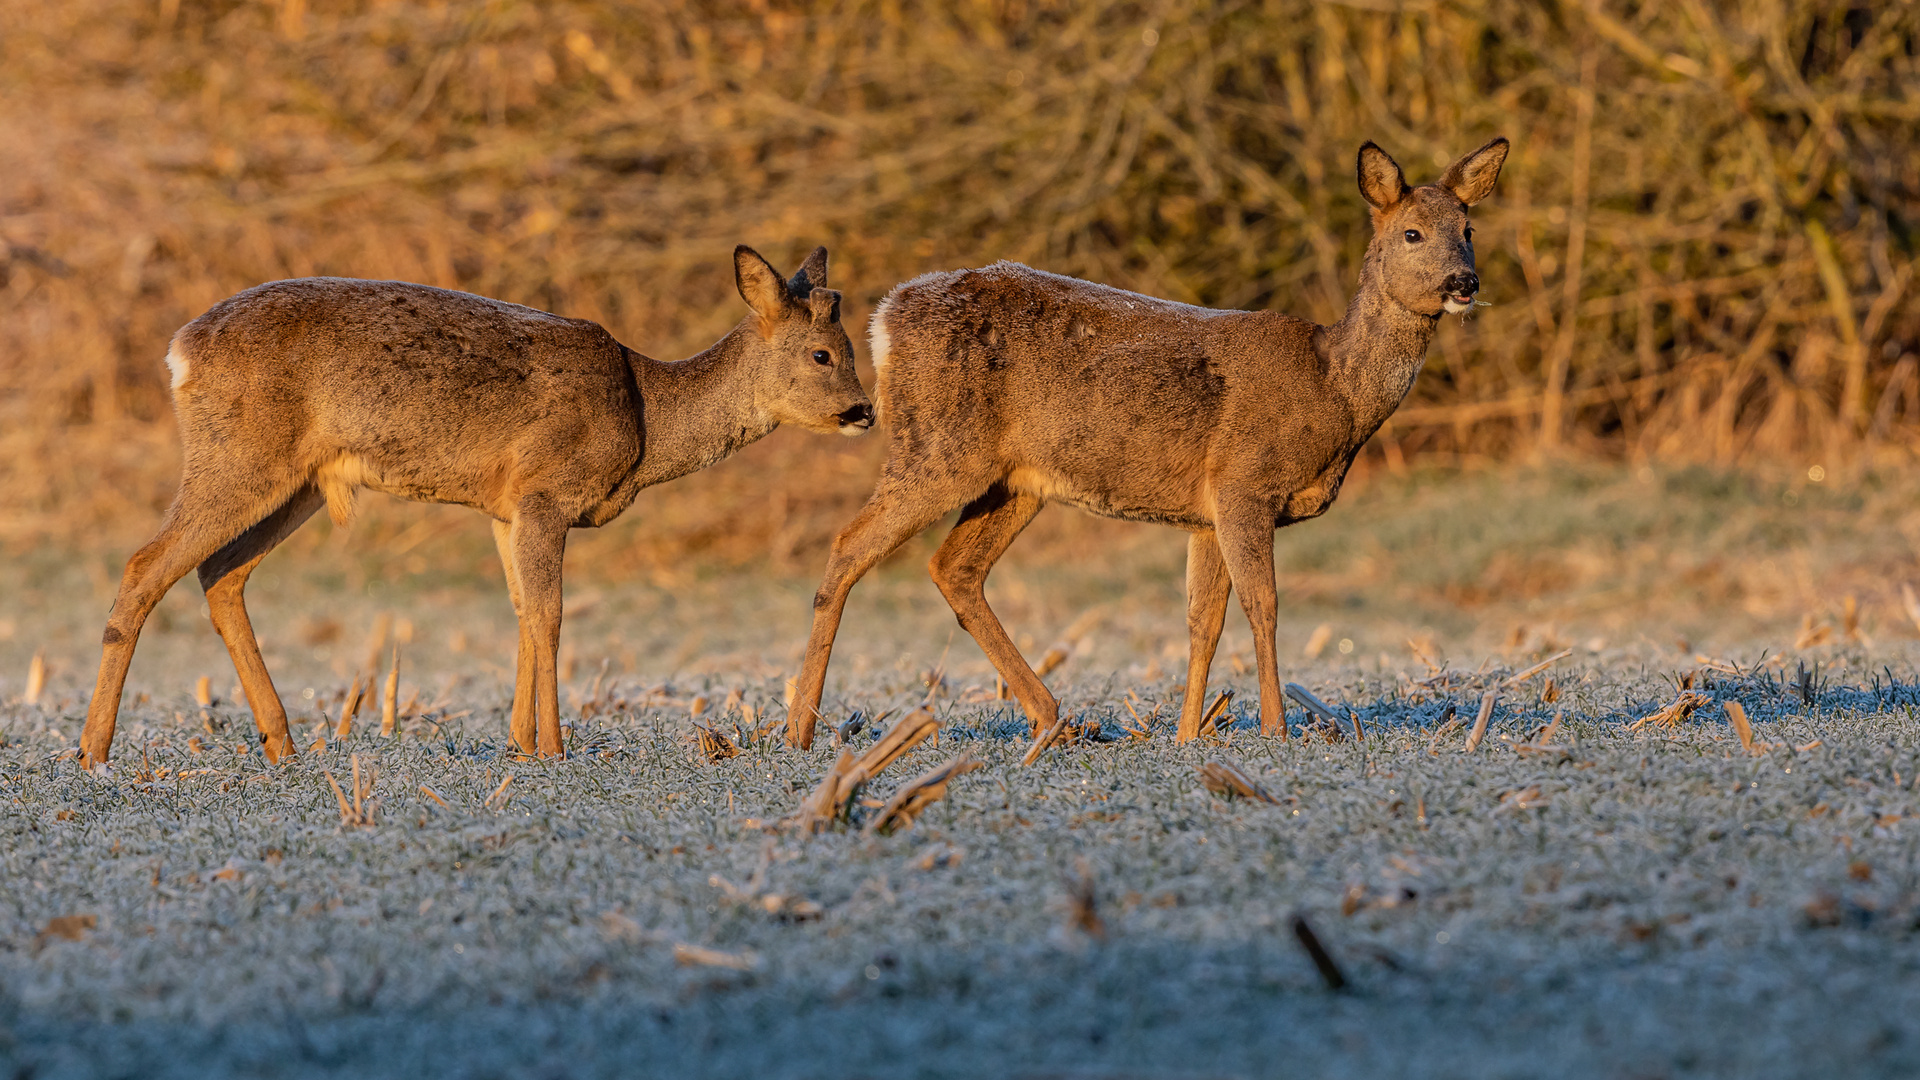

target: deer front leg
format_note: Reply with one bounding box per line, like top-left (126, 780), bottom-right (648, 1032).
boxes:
top-left (1176, 529), bottom-right (1233, 743)
top-left (790, 479), bottom-right (959, 749)
top-left (492, 519), bottom-right (538, 756)
top-left (508, 500), bottom-right (569, 758)
top-left (929, 486), bottom-right (1052, 736)
top-left (1214, 505), bottom-right (1287, 739)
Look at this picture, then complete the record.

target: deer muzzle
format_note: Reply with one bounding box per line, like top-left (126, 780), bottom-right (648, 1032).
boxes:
top-left (1440, 271), bottom-right (1479, 314)
top-left (836, 402), bottom-right (876, 435)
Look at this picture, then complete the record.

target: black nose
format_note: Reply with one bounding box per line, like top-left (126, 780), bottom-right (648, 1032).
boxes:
top-left (1442, 271), bottom-right (1479, 297)
top-left (838, 403), bottom-right (875, 427)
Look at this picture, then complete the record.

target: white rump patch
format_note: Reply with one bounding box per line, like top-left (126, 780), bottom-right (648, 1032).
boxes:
top-left (164, 339), bottom-right (190, 391)
top-left (867, 295), bottom-right (895, 378)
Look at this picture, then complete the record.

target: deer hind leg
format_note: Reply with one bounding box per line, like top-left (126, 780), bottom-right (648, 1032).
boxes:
top-left (928, 486), bottom-right (1052, 736)
top-left (507, 499), bottom-right (569, 758)
top-left (492, 519), bottom-right (538, 756)
top-left (198, 484), bottom-right (326, 764)
top-left (82, 475), bottom-right (303, 766)
top-left (1214, 505), bottom-right (1287, 739)
top-left (790, 475), bottom-right (971, 749)
top-left (1176, 529), bottom-right (1234, 743)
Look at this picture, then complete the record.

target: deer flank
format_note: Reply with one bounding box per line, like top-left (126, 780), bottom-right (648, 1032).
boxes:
top-left (788, 138), bottom-right (1508, 749)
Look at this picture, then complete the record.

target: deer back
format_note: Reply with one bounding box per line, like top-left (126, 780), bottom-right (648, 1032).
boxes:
top-left (169, 278), bottom-right (644, 524)
top-left (870, 263), bottom-right (1353, 527)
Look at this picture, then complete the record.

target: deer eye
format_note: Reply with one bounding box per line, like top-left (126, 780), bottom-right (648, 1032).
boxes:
top-left (812, 349), bottom-right (833, 366)
top-left (1404, 229), bottom-right (1423, 243)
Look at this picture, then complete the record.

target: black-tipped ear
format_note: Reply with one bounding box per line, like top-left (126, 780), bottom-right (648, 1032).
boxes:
top-left (734, 245), bottom-right (788, 321)
top-left (1441, 136), bottom-right (1510, 207)
top-left (1356, 141), bottom-right (1410, 211)
top-left (789, 246), bottom-right (829, 295)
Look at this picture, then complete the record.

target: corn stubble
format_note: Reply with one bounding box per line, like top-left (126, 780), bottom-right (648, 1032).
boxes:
top-left (696, 726), bottom-right (740, 764)
top-left (322, 753), bottom-right (380, 828)
top-left (790, 708), bottom-right (980, 835)
top-left (865, 753), bottom-right (983, 836)
top-left (1197, 758), bottom-right (1283, 805)
top-left (1631, 690), bottom-right (1713, 732)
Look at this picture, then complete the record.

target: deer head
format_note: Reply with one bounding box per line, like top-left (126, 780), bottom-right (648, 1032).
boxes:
top-left (1356, 137), bottom-right (1509, 317)
top-left (734, 245), bottom-right (874, 435)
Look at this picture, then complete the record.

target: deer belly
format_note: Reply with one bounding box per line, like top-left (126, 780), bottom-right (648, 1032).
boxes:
top-left (313, 452), bottom-right (491, 515)
top-left (1006, 466), bottom-right (1208, 528)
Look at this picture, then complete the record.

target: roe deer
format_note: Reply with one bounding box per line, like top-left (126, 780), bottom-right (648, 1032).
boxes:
top-left (787, 138), bottom-right (1507, 750)
top-left (80, 245), bottom-right (872, 767)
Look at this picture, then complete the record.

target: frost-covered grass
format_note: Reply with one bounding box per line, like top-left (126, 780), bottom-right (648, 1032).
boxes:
top-left (6, 652), bottom-right (1920, 1079)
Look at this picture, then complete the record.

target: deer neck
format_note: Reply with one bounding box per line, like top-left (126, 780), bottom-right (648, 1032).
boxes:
top-left (1318, 256), bottom-right (1440, 431)
top-left (631, 321), bottom-right (780, 486)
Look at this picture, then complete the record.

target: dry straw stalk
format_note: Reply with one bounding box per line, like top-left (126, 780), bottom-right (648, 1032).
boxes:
top-left (379, 646), bottom-right (400, 738)
top-left (334, 676), bottom-right (364, 740)
top-left (1462, 691), bottom-right (1499, 754)
top-left (794, 708), bottom-right (940, 832)
top-left (1021, 715), bottom-right (1073, 766)
top-left (1502, 649), bottom-right (1573, 688)
top-left (1724, 700), bottom-right (1774, 754)
top-left (696, 726), bottom-right (740, 763)
top-left (322, 754), bottom-right (379, 828)
top-left (1631, 690), bottom-right (1712, 732)
top-left (1197, 758), bottom-right (1282, 805)
top-left (1197, 690), bottom-right (1234, 738)
top-left (23, 651), bottom-right (45, 707)
top-left (484, 772), bottom-right (515, 810)
top-left (672, 943), bottom-right (759, 972)
top-left (1285, 682), bottom-right (1351, 740)
top-left (865, 752), bottom-right (983, 835)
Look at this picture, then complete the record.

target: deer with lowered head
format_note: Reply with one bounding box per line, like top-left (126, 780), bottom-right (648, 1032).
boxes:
top-left (80, 245), bottom-right (872, 768)
top-left (787, 138), bottom-right (1507, 750)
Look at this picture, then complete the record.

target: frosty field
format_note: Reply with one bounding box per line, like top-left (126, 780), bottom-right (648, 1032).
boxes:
top-left (6, 464), bottom-right (1920, 1079)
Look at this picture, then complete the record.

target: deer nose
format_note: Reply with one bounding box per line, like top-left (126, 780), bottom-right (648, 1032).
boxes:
top-left (837, 402), bottom-right (875, 429)
top-left (1442, 271), bottom-right (1479, 298)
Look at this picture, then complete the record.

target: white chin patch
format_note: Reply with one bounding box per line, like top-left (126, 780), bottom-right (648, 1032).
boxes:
top-left (1442, 296), bottom-right (1473, 314)
top-left (838, 423), bottom-right (870, 437)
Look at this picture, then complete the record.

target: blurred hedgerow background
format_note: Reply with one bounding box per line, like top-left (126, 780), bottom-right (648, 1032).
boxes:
top-left (0, 0), bottom-right (1915, 567)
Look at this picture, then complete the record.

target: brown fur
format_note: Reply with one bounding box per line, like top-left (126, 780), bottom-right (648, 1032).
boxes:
top-left (788, 139), bottom-right (1508, 748)
top-left (79, 246), bottom-right (871, 767)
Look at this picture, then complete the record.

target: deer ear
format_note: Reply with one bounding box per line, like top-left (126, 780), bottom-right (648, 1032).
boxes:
top-left (734, 245), bottom-right (789, 322)
top-left (789, 246), bottom-right (829, 295)
top-left (1442, 136), bottom-right (1510, 207)
top-left (1356, 141), bottom-right (1410, 211)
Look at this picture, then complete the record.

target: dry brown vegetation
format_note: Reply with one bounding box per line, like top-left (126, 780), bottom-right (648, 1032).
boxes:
top-left (2, 0), bottom-right (1916, 559)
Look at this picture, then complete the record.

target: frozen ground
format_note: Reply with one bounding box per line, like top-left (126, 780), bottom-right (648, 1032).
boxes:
top-left (7, 653), bottom-right (1920, 1079)
top-left (5, 464), bottom-right (1920, 1078)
